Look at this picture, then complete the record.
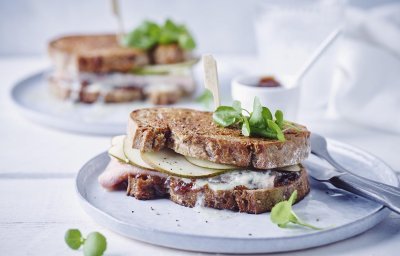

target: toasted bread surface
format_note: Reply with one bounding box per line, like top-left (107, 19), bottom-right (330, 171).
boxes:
top-left (48, 34), bottom-right (149, 73)
top-left (126, 164), bottom-right (310, 214)
top-left (128, 108), bottom-right (311, 169)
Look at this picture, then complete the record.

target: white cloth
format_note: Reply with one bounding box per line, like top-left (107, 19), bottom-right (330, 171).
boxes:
top-left (332, 4), bottom-right (400, 134)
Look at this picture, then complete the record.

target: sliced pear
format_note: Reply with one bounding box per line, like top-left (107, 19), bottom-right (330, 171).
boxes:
top-left (123, 137), bottom-right (154, 170)
top-left (111, 135), bottom-right (125, 146)
top-left (108, 137), bottom-right (129, 163)
top-left (141, 149), bottom-right (230, 178)
top-left (184, 156), bottom-right (237, 170)
top-left (276, 164), bottom-right (301, 172)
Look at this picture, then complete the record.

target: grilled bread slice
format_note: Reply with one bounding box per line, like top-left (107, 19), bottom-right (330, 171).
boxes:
top-left (105, 159), bottom-right (310, 214)
top-left (48, 34), bottom-right (149, 74)
top-left (127, 108), bottom-right (311, 169)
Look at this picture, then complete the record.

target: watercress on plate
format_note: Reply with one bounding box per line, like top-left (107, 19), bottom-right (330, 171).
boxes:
top-left (270, 190), bottom-right (321, 230)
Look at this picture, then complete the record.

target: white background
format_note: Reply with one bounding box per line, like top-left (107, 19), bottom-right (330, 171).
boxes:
top-left (0, 0), bottom-right (397, 56)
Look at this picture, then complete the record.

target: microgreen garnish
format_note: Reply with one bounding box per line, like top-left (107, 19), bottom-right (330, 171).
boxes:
top-left (196, 89), bottom-right (213, 109)
top-left (212, 97), bottom-right (286, 141)
top-left (65, 229), bottom-right (107, 256)
top-left (270, 190), bottom-right (321, 230)
top-left (122, 19), bottom-right (196, 50)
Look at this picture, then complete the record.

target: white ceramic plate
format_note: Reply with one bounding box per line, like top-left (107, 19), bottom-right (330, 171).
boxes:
top-left (10, 70), bottom-right (203, 135)
top-left (76, 139), bottom-right (398, 253)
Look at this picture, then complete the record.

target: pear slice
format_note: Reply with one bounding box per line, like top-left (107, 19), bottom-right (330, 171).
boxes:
top-left (123, 137), bottom-right (154, 170)
top-left (185, 156), bottom-right (237, 170)
top-left (276, 164), bottom-right (301, 172)
top-left (111, 135), bottom-right (125, 146)
top-left (141, 150), bottom-right (230, 178)
top-left (108, 136), bottom-right (129, 163)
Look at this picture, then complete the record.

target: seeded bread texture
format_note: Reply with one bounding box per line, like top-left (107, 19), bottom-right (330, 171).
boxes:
top-left (128, 108), bottom-right (311, 169)
top-left (126, 165), bottom-right (310, 214)
top-left (48, 34), bottom-right (149, 74)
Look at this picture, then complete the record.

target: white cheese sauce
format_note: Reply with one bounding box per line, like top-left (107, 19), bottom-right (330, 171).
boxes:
top-left (193, 170), bottom-right (276, 191)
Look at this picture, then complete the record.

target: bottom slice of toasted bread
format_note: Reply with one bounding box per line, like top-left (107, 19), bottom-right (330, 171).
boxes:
top-left (120, 162), bottom-right (310, 214)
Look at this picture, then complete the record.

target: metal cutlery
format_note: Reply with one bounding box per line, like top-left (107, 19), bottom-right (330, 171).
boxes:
top-left (310, 133), bottom-right (400, 196)
top-left (304, 161), bottom-right (400, 214)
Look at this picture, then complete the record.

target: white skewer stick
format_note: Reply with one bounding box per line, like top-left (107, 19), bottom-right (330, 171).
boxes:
top-left (202, 54), bottom-right (220, 109)
top-left (111, 0), bottom-right (125, 43)
top-left (292, 27), bottom-right (342, 86)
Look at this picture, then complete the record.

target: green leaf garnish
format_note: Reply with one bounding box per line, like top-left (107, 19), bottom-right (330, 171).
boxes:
top-left (65, 229), bottom-right (107, 256)
top-left (242, 116), bottom-right (250, 136)
top-left (196, 89), bottom-right (213, 109)
top-left (270, 191), bottom-right (322, 230)
top-left (212, 97), bottom-right (286, 141)
top-left (65, 229), bottom-right (84, 250)
top-left (123, 19), bottom-right (196, 50)
top-left (83, 232), bottom-right (107, 256)
top-left (267, 120), bottom-right (285, 142)
top-left (212, 106), bottom-right (242, 127)
top-left (275, 110), bottom-right (284, 128)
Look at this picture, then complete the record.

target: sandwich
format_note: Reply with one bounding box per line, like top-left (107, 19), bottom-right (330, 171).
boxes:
top-left (99, 101), bottom-right (311, 214)
top-left (48, 19), bottom-right (197, 105)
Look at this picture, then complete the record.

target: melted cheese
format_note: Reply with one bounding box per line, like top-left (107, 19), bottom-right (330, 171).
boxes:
top-left (193, 170), bottom-right (275, 191)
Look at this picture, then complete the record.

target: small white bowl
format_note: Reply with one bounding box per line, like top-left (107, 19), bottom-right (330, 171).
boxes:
top-left (231, 75), bottom-right (300, 121)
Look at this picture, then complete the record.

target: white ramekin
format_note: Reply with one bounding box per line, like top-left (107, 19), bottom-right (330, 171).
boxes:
top-left (231, 75), bottom-right (300, 121)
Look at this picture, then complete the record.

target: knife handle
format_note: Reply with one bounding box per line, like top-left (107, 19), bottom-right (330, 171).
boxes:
top-left (331, 174), bottom-right (400, 214)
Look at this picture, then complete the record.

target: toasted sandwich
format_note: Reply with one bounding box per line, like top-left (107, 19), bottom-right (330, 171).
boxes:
top-left (99, 108), bottom-right (311, 214)
top-left (48, 20), bottom-right (197, 105)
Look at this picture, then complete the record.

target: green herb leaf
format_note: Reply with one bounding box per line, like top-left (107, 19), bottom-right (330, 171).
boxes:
top-left (262, 107), bottom-right (272, 123)
top-left (123, 19), bottom-right (196, 50)
top-left (250, 126), bottom-right (278, 139)
top-left (83, 232), bottom-right (107, 256)
top-left (65, 229), bottom-right (83, 250)
top-left (232, 100), bottom-right (242, 115)
top-left (178, 33), bottom-right (196, 50)
top-left (270, 190), bottom-right (322, 230)
top-left (270, 201), bottom-right (293, 226)
top-left (213, 106), bottom-right (242, 127)
top-left (242, 116), bottom-right (250, 136)
top-left (275, 110), bottom-right (284, 128)
top-left (212, 98), bottom-right (287, 141)
top-left (267, 120), bottom-right (285, 142)
top-left (249, 97), bottom-right (265, 128)
top-left (122, 21), bottom-right (161, 49)
top-left (196, 89), bottom-right (213, 109)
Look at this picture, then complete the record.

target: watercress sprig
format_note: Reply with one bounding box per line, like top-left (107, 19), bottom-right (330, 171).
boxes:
top-left (122, 19), bottom-right (196, 50)
top-left (270, 190), bottom-right (321, 230)
top-left (212, 97), bottom-right (286, 141)
top-left (65, 229), bottom-right (107, 256)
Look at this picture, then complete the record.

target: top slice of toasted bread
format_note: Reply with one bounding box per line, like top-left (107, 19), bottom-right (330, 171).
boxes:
top-left (48, 34), bottom-right (149, 74)
top-left (127, 108), bottom-right (311, 169)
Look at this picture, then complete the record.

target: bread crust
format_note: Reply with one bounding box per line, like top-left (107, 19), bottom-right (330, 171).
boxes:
top-left (48, 34), bottom-right (149, 74)
top-left (128, 108), bottom-right (311, 169)
top-left (126, 165), bottom-right (310, 214)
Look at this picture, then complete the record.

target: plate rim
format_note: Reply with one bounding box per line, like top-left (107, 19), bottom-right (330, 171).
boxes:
top-left (75, 138), bottom-right (398, 253)
top-left (10, 69), bottom-right (127, 135)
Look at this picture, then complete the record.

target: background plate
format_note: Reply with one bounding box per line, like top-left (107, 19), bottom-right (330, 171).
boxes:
top-left (10, 70), bottom-right (204, 135)
top-left (76, 139), bottom-right (398, 254)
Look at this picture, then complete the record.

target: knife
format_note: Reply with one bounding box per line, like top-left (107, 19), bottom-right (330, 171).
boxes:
top-left (304, 161), bottom-right (400, 214)
top-left (310, 133), bottom-right (400, 196)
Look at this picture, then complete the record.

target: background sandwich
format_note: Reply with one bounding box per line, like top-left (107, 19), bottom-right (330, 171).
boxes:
top-left (48, 19), bottom-right (198, 105)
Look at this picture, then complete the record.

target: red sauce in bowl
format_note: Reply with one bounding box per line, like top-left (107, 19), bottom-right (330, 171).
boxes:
top-left (258, 76), bottom-right (282, 88)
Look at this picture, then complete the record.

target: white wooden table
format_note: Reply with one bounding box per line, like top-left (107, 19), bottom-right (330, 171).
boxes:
top-left (1, 56), bottom-right (399, 256)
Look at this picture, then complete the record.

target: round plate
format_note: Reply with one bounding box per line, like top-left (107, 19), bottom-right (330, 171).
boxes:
top-left (10, 70), bottom-right (202, 135)
top-left (76, 139), bottom-right (398, 253)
